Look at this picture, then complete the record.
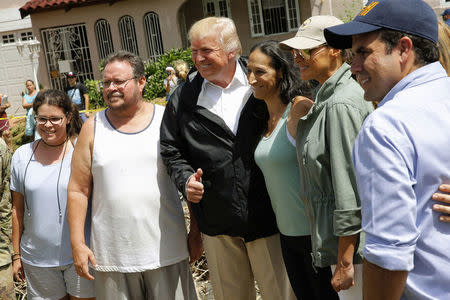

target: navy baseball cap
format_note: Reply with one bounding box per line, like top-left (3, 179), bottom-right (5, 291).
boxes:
top-left (67, 71), bottom-right (77, 78)
top-left (324, 0), bottom-right (438, 49)
top-left (442, 8), bottom-right (450, 16)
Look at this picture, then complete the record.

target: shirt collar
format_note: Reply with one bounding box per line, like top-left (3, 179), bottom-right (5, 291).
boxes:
top-left (315, 63), bottom-right (351, 105)
top-left (378, 62), bottom-right (447, 108)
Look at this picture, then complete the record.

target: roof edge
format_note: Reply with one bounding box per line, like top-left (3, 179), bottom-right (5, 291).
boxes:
top-left (20, 0), bottom-right (121, 19)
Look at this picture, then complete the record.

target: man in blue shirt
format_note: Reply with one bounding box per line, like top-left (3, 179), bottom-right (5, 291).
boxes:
top-left (325, 0), bottom-right (450, 299)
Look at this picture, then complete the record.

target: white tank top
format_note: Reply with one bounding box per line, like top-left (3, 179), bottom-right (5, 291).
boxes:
top-left (91, 105), bottom-right (188, 272)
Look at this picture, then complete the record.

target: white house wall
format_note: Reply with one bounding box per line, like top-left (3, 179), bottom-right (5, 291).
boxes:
top-left (0, 4), bottom-right (34, 116)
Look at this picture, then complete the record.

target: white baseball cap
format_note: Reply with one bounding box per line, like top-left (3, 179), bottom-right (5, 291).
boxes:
top-left (280, 15), bottom-right (343, 50)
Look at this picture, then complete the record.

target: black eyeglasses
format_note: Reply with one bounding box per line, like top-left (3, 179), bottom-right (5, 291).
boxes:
top-left (35, 116), bottom-right (65, 125)
top-left (102, 77), bottom-right (137, 89)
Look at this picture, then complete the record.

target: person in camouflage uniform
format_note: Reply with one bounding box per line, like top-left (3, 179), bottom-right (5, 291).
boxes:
top-left (0, 137), bottom-right (14, 299)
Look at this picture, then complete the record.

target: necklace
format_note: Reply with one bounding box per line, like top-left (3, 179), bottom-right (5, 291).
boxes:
top-left (23, 137), bottom-right (69, 222)
top-left (41, 138), bottom-right (67, 147)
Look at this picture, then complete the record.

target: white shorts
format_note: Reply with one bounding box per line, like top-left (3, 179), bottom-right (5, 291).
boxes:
top-left (23, 262), bottom-right (95, 300)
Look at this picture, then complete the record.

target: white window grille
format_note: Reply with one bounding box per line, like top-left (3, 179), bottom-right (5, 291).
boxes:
top-left (95, 19), bottom-right (114, 59)
top-left (203, 0), bottom-right (231, 18)
top-left (20, 31), bottom-right (34, 41)
top-left (247, 0), bottom-right (300, 37)
top-left (41, 24), bottom-right (94, 90)
top-left (119, 15), bottom-right (139, 55)
top-left (2, 34), bottom-right (15, 44)
top-left (144, 12), bottom-right (164, 61)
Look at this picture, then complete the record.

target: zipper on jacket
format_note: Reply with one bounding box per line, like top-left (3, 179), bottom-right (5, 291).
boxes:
top-left (310, 252), bottom-right (318, 274)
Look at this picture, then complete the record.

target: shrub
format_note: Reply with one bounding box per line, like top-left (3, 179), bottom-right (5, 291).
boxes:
top-left (144, 48), bottom-right (193, 100)
top-left (11, 119), bottom-right (31, 151)
top-left (85, 79), bottom-right (105, 108)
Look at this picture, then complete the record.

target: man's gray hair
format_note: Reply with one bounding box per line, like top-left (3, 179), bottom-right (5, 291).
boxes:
top-left (103, 50), bottom-right (145, 78)
top-left (188, 17), bottom-right (242, 59)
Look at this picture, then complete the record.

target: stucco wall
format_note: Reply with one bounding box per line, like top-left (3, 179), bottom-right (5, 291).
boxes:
top-left (0, 2), bottom-right (35, 115)
top-left (30, 0), bottom-right (187, 88)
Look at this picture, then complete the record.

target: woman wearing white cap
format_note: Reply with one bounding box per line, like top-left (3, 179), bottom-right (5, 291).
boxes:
top-left (280, 15), bottom-right (373, 300)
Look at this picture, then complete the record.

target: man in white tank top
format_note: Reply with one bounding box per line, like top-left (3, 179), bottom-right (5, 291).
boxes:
top-left (67, 51), bottom-right (197, 300)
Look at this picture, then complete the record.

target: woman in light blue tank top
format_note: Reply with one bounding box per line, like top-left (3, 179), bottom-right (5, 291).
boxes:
top-left (249, 40), bottom-right (338, 300)
top-left (22, 80), bottom-right (38, 139)
top-left (11, 90), bottom-right (95, 300)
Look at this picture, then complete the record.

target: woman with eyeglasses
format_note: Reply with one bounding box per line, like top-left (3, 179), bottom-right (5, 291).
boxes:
top-left (280, 16), bottom-right (373, 300)
top-left (11, 90), bottom-right (95, 300)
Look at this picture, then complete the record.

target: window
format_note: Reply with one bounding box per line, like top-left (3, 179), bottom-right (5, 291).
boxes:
top-left (2, 34), bottom-right (15, 44)
top-left (203, 0), bottom-right (231, 17)
top-left (144, 12), bottom-right (164, 61)
top-left (95, 19), bottom-right (114, 59)
top-left (20, 31), bottom-right (34, 41)
top-left (247, 0), bottom-right (300, 37)
top-left (119, 15), bottom-right (139, 55)
top-left (41, 24), bottom-right (94, 90)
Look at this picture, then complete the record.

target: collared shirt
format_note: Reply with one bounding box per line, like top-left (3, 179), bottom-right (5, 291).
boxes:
top-left (353, 62), bottom-right (450, 300)
top-left (197, 60), bottom-right (252, 134)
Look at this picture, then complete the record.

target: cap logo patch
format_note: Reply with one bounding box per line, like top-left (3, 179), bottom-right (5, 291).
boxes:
top-left (359, 1), bottom-right (379, 16)
top-left (301, 18), bottom-right (311, 28)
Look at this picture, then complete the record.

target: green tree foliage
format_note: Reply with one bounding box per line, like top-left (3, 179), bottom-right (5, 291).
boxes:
top-left (144, 48), bottom-right (193, 100)
top-left (85, 79), bottom-right (105, 108)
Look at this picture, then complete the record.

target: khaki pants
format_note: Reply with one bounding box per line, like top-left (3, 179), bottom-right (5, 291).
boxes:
top-left (0, 263), bottom-right (15, 300)
top-left (202, 233), bottom-right (295, 300)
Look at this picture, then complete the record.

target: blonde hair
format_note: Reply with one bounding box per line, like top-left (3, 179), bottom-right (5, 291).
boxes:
top-left (437, 20), bottom-right (450, 76)
top-left (173, 60), bottom-right (190, 81)
top-left (188, 17), bottom-right (242, 59)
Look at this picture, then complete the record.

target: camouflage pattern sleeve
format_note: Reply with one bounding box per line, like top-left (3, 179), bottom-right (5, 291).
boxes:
top-left (0, 139), bottom-right (12, 267)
